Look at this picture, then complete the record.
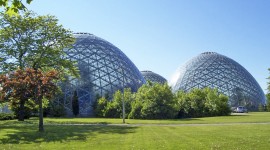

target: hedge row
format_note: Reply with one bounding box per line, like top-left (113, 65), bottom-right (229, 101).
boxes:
top-left (0, 113), bottom-right (16, 120)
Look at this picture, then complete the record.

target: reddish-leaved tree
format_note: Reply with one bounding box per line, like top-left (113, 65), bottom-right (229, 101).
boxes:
top-left (0, 68), bottom-right (59, 130)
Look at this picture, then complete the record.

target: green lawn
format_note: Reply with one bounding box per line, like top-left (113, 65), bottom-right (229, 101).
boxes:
top-left (1, 112), bottom-right (270, 149)
top-left (2, 112), bottom-right (269, 125)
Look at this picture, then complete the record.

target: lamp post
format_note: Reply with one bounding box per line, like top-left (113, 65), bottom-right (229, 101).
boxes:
top-left (122, 92), bottom-right (125, 124)
top-left (121, 67), bottom-right (125, 124)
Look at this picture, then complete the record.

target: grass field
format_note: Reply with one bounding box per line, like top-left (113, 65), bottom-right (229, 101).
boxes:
top-left (1, 112), bottom-right (270, 149)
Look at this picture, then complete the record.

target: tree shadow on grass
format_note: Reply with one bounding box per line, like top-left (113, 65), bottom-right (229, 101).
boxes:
top-left (0, 119), bottom-right (37, 126)
top-left (45, 120), bottom-right (110, 125)
top-left (168, 114), bottom-right (249, 122)
top-left (0, 124), bottom-right (137, 144)
top-left (167, 118), bottom-right (203, 122)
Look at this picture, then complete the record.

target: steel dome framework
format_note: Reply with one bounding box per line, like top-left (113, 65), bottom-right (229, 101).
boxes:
top-left (141, 70), bottom-right (167, 84)
top-left (60, 33), bottom-right (145, 116)
top-left (171, 52), bottom-right (265, 110)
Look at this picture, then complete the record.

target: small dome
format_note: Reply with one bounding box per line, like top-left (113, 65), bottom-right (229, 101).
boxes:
top-left (170, 52), bottom-right (265, 110)
top-left (62, 33), bottom-right (145, 116)
top-left (141, 70), bottom-right (167, 84)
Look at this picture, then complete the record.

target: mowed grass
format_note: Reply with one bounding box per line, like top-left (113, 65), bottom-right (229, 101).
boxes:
top-left (44, 112), bottom-right (270, 124)
top-left (6, 112), bottom-right (269, 125)
top-left (1, 112), bottom-right (270, 149)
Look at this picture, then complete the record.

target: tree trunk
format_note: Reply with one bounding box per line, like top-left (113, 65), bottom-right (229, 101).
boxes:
top-left (34, 68), bottom-right (44, 132)
top-left (18, 100), bottom-right (25, 121)
top-left (38, 96), bottom-right (44, 132)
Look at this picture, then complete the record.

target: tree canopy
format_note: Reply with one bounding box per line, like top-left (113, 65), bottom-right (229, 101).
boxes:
top-left (0, 0), bottom-right (33, 15)
top-left (176, 88), bottom-right (231, 118)
top-left (95, 88), bottom-right (134, 118)
top-left (94, 82), bottom-right (231, 119)
top-left (0, 11), bottom-right (78, 131)
top-left (129, 82), bottom-right (177, 119)
top-left (0, 68), bottom-right (59, 120)
top-left (0, 11), bottom-right (78, 76)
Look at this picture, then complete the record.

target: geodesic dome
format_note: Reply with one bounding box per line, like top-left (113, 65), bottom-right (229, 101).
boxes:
top-left (61, 33), bottom-right (145, 116)
top-left (171, 52), bottom-right (265, 110)
top-left (141, 70), bottom-right (167, 84)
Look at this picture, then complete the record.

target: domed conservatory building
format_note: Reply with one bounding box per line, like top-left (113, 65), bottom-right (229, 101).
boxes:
top-left (171, 52), bottom-right (265, 110)
top-left (141, 70), bottom-right (167, 84)
top-left (60, 33), bottom-right (145, 116)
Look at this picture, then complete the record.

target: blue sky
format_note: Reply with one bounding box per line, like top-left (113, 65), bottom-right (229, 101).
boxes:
top-left (25, 0), bottom-right (270, 93)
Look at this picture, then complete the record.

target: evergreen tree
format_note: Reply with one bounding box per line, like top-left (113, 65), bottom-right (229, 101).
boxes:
top-left (72, 91), bottom-right (79, 117)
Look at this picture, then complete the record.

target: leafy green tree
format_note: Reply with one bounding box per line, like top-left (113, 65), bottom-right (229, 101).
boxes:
top-left (0, 12), bottom-right (77, 74)
top-left (128, 100), bottom-right (143, 119)
top-left (72, 91), bottom-right (79, 117)
top-left (0, 0), bottom-right (33, 15)
top-left (94, 88), bottom-right (134, 118)
top-left (175, 90), bottom-right (190, 118)
top-left (92, 94), bottom-right (101, 115)
top-left (205, 88), bottom-right (230, 116)
top-left (266, 93), bottom-right (270, 112)
top-left (123, 88), bottom-right (134, 116)
top-left (176, 89), bottom-right (207, 118)
top-left (95, 97), bottom-right (108, 117)
top-left (189, 88), bottom-right (207, 117)
top-left (258, 104), bottom-right (264, 112)
top-left (176, 88), bottom-right (230, 118)
top-left (129, 82), bottom-right (177, 119)
top-left (0, 11), bottom-right (78, 132)
top-left (103, 90), bottom-right (122, 118)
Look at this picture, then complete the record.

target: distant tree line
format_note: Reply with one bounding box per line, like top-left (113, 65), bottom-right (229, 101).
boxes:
top-left (94, 81), bottom-right (231, 119)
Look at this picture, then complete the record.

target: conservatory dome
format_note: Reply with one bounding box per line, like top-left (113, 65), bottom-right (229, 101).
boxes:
top-left (61, 33), bottom-right (145, 116)
top-left (141, 70), bottom-right (167, 84)
top-left (171, 52), bottom-right (265, 110)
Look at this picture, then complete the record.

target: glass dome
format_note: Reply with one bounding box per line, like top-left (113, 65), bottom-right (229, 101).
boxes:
top-left (171, 52), bottom-right (265, 110)
top-left (61, 33), bottom-right (145, 116)
top-left (141, 70), bottom-right (167, 84)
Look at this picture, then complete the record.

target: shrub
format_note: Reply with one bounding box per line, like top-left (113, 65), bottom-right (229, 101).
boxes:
top-left (176, 88), bottom-right (231, 118)
top-left (10, 98), bottom-right (36, 119)
top-left (95, 97), bottom-right (108, 117)
top-left (94, 88), bottom-right (134, 118)
top-left (0, 113), bottom-right (16, 120)
top-left (46, 104), bottom-right (66, 117)
top-left (129, 82), bottom-right (178, 119)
